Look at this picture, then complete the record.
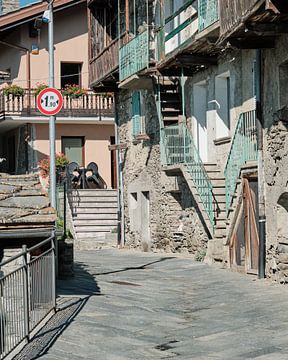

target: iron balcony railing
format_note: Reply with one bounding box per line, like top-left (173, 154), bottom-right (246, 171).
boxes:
top-left (0, 90), bottom-right (114, 118)
top-left (224, 110), bottom-right (258, 214)
top-left (161, 123), bottom-right (214, 229)
top-left (198, 0), bottom-right (219, 32)
top-left (0, 234), bottom-right (56, 358)
top-left (119, 29), bottom-right (150, 82)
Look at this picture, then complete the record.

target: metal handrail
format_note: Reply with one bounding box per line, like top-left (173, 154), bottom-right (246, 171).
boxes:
top-left (0, 233), bottom-right (56, 358)
top-left (224, 110), bottom-right (258, 214)
top-left (161, 123), bottom-right (214, 229)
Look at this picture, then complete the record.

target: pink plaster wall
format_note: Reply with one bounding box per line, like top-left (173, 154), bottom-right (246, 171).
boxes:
top-left (0, 2), bottom-right (88, 89)
top-left (34, 123), bottom-right (114, 188)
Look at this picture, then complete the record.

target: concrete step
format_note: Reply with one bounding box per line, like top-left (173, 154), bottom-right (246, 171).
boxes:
top-left (72, 202), bottom-right (118, 208)
top-left (75, 225), bottom-right (116, 232)
top-left (74, 207), bottom-right (117, 214)
top-left (212, 187), bottom-right (226, 195)
top-left (74, 235), bottom-right (117, 250)
top-left (70, 189), bottom-right (117, 196)
top-left (76, 232), bottom-right (113, 238)
top-left (74, 213), bottom-right (118, 220)
top-left (74, 219), bottom-right (118, 226)
top-left (70, 196), bottom-right (117, 202)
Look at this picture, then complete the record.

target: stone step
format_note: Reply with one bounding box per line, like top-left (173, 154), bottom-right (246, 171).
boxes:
top-left (74, 213), bottom-right (118, 220)
top-left (74, 219), bottom-right (118, 226)
top-left (74, 236), bottom-right (117, 250)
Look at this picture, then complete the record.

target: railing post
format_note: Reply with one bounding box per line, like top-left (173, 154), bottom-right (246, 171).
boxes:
top-left (51, 232), bottom-right (56, 310)
top-left (22, 245), bottom-right (30, 342)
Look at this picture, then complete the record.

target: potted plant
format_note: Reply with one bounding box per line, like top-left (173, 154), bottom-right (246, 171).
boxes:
top-left (3, 84), bottom-right (25, 97)
top-left (61, 84), bottom-right (87, 99)
top-left (34, 82), bottom-right (48, 96)
top-left (38, 153), bottom-right (69, 184)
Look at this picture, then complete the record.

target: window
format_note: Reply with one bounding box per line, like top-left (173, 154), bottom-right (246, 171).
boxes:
top-left (215, 73), bottom-right (231, 139)
top-left (61, 137), bottom-right (84, 166)
top-left (132, 91), bottom-right (145, 137)
top-left (61, 62), bottom-right (82, 89)
top-left (129, 192), bottom-right (138, 231)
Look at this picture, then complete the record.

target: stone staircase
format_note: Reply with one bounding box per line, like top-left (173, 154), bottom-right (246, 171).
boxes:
top-left (204, 164), bottom-right (228, 264)
top-left (68, 189), bottom-right (118, 250)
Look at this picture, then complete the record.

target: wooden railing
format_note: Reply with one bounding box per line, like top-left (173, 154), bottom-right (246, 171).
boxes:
top-left (0, 90), bottom-right (114, 118)
top-left (89, 32), bottom-right (129, 86)
top-left (220, 0), bottom-right (264, 37)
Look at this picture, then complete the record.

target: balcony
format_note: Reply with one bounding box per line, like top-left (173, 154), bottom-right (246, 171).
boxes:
top-left (156, 0), bottom-right (198, 63)
top-left (119, 29), bottom-right (151, 86)
top-left (198, 0), bottom-right (219, 32)
top-left (89, 32), bottom-right (129, 90)
top-left (0, 90), bottom-right (114, 119)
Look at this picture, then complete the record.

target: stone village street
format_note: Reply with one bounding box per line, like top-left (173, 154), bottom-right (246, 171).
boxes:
top-left (14, 249), bottom-right (288, 360)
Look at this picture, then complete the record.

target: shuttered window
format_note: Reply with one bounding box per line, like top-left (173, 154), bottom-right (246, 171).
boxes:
top-left (132, 91), bottom-right (142, 137)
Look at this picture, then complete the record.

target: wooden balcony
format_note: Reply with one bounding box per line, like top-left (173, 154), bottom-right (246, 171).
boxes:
top-left (219, 0), bottom-right (288, 47)
top-left (89, 33), bottom-right (129, 90)
top-left (0, 90), bottom-right (114, 119)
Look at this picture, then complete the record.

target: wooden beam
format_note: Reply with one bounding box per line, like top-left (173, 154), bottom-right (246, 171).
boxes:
top-left (246, 22), bottom-right (288, 34)
top-left (229, 36), bottom-right (275, 49)
top-left (108, 143), bottom-right (127, 151)
top-left (175, 54), bottom-right (218, 66)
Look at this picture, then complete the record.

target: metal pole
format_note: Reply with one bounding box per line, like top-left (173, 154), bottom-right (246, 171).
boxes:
top-left (255, 49), bottom-right (266, 279)
top-left (22, 245), bottom-right (30, 341)
top-left (48, 0), bottom-right (56, 208)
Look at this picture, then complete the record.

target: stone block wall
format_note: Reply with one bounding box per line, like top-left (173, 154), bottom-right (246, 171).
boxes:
top-left (117, 90), bottom-right (209, 255)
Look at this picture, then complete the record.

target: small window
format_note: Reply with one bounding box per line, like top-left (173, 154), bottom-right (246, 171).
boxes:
top-left (132, 91), bottom-right (145, 137)
top-left (61, 137), bottom-right (84, 166)
top-left (61, 62), bottom-right (82, 88)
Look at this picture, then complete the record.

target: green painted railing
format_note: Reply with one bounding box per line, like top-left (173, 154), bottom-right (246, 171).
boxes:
top-left (161, 123), bottom-right (214, 228)
top-left (156, 0), bottom-right (197, 61)
top-left (198, 0), bottom-right (219, 32)
top-left (224, 110), bottom-right (258, 214)
top-left (119, 30), bottom-right (149, 82)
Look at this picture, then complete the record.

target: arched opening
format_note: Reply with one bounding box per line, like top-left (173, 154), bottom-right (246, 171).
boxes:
top-left (277, 192), bottom-right (288, 244)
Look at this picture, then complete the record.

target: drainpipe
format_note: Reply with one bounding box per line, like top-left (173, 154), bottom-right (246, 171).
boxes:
top-left (114, 96), bottom-right (125, 248)
top-left (255, 49), bottom-right (266, 279)
top-left (0, 40), bottom-right (31, 112)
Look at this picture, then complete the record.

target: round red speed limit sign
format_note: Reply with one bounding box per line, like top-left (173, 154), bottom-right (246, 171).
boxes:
top-left (37, 88), bottom-right (63, 116)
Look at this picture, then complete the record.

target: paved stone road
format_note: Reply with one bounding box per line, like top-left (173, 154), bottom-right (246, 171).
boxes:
top-left (23, 249), bottom-right (288, 359)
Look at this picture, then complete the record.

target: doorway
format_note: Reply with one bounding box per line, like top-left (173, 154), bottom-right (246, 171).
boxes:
top-left (230, 177), bottom-right (259, 274)
top-left (7, 135), bottom-right (16, 174)
top-left (61, 136), bottom-right (85, 166)
top-left (193, 81), bottom-right (208, 162)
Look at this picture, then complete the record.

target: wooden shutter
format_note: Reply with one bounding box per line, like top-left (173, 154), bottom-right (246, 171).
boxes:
top-left (132, 91), bottom-right (141, 136)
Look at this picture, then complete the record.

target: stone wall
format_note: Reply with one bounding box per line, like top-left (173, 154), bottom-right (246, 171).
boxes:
top-left (262, 34), bottom-right (288, 281)
top-left (117, 89), bottom-right (209, 255)
top-left (1, 0), bottom-right (19, 15)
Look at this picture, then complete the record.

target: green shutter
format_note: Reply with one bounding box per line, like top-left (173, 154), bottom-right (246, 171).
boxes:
top-left (132, 91), bottom-right (141, 136)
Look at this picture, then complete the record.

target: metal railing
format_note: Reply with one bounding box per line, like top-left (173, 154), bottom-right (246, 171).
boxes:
top-left (0, 234), bottom-right (56, 358)
top-left (198, 0), bottom-right (219, 32)
top-left (224, 110), bottom-right (258, 214)
top-left (161, 123), bottom-right (214, 228)
top-left (119, 29), bottom-right (150, 82)
top-left (1, 90), bottom-right (114, 118)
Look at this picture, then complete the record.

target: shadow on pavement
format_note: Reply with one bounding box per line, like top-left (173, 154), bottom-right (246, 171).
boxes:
top-left (13, 261), bottom-right (101, 360)
top-left (92, 257), bottom-right (175, 276)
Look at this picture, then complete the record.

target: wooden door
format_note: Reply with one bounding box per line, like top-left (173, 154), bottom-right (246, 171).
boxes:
top-left (229, 177), bottom-right (259, 274)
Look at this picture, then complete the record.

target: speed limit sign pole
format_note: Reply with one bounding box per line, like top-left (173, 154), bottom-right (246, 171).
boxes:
top-left (48, 0), bottom-right (56, 209)
top-left (37, 87), bottom-right (63, 209)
